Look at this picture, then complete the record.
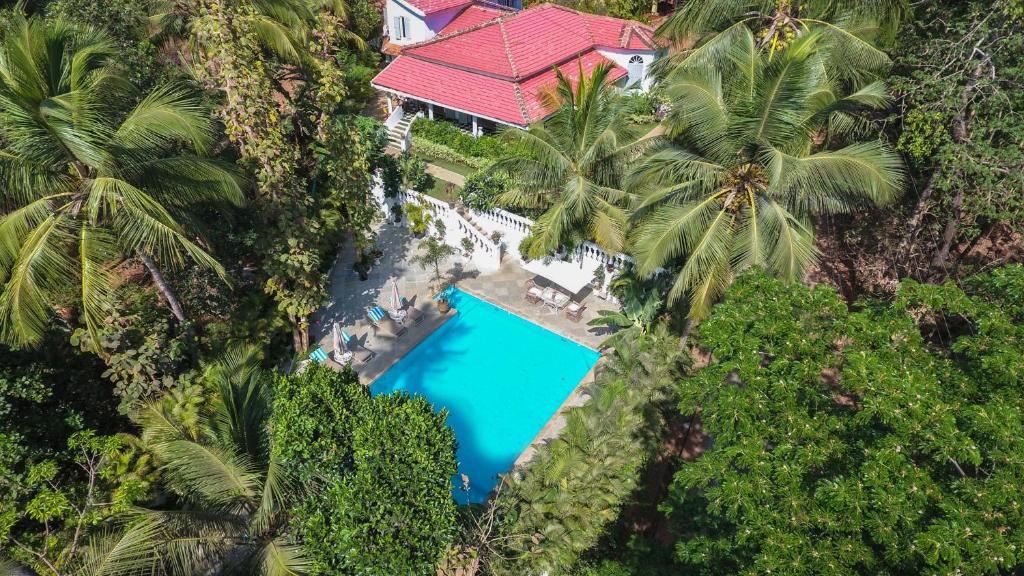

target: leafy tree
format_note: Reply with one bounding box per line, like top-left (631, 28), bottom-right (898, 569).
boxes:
top-left (412, 234), bottom-right (458, 290)
top-left (1, 430), bottom-right (157, 575)
top-left (270, 365), bottom-right (459, 575)
top-left (887, 0), bottom-right (1024, 278)
top-left (492, 326), bottom-right (684, 576)
top-left (188, 0), bottom-right (379, 352)
top-left (656, 0), bottom-right (906, 79)
top-left (629, 32), bottom-right (904, 318)
top-left (0, 15), bottom-right (243, 347)
top-left (662, 268), bottom-right (1024, 575)
top-left (493, 63), bottom-right (644, 258)
top-left (122, 344), bottom-right (309, 575)
top-left (460, 171), bottom-right (510, 212)
top-left (398, 153), bottom-right (436, 193)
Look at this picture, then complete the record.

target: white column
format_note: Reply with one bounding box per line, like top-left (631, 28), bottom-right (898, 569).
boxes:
top-left (428, 103), bottom-right (434, 120)
top-left (472, 115), bottom-right (478, 137)
top-left (386, 95), bottom-right (393, 114)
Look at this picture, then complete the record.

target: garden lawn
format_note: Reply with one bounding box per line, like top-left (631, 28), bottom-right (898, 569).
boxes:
top-left (415, 153), bottom-right (475, 178)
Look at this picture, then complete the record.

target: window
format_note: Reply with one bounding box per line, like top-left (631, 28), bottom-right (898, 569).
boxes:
top-left (627, 55), bottom-right (645, 90)
top-left (392, 15), bottom-right (408, 40)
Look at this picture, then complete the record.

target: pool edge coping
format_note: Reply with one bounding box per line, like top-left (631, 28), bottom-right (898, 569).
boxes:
top-left (359, 284), bottom-right (607, 503)
top-left (456, 283), bottom-right (602, 354)
top-left (357, 310), bottom-right (457, 385)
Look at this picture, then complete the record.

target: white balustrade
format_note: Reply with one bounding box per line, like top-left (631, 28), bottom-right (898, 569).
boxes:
top-left (378, 184), bottom-right (642, 280)
top-left (384, 106), bottom-right (404, 131)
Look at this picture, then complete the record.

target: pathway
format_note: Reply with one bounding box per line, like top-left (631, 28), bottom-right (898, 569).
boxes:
top-left (425, 162), bottom-right (467, 186)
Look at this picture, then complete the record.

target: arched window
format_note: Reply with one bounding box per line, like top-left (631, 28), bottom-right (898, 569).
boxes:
top-left (627, 55), bottom-right (645, 90)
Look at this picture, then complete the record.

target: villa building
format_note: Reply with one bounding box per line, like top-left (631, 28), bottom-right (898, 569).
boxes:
top-left (372, 0), bottom-right (664, 137)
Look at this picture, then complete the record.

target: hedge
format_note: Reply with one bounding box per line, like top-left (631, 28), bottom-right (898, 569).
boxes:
top-left (411, 118), bottom-right (510, 160)
top-left (411, 136), bottom-right (491, 170)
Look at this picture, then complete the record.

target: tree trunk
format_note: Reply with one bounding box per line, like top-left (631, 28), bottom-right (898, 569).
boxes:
top-left (139, 252), bottom-right (186, 323)
top-left (930, 184), bottom-right (966, 276)
top-left (895, 168), bottom-right (939, 266)
top-left (678, 317), bottom-right (694, 349)
top-left (290, 314), bottom-right (309, 352)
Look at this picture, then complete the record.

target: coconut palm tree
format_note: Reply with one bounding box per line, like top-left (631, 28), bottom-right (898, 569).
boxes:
top-left (629, 32), bottom-right (904, 319)
top-left (0, 15), bottom-right (243, 348)
top-left (656, 0), bottom-right (908, 81)
top-left (127, 344), bottom-right (308, 575)
top-left (493, 62), bottom-right (645, 259)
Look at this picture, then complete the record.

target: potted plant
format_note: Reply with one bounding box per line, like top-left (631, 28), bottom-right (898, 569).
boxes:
top-left (352, 251), bottom-right (371, 281)
top-left (404, 201), bottom-right (433, 236)
top-left (593, 264), bottom-right (606, 289)
top-left (460, 237), bottom-right (475, 258)
top-left (490, 230), bottom-right (503, 244)
top-left (390, 202), bottom-right (403, 223)
top-left (411, 232), bottom-right (457, 312)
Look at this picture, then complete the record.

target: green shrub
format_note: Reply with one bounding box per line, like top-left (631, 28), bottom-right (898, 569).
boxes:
top-left (398, 152), bottom-right (435, 192)
top-left (411, 137), bottom-right (490, 169)
top-left (411, 118), bottom-right (513, 160)
top-left (459, 170), bottom-right (510, 212)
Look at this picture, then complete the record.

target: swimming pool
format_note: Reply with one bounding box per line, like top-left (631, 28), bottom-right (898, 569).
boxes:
top-left (371, 288), bottom-right (601, 503)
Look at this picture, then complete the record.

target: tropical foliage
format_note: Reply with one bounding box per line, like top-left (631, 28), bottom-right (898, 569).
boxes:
top-left (492, 326), bottom-right (685, 575)
top-left (494, 62), bottom-right (644, 258)
top-left (1, 1), bottom-right (1023, 575)
top-left (629, 32), bottom-right (904, 318)
top-left (656, 0), bottom-right (906, 78)
top-left (0, 15), bottom-right (242, 347)
top-left (270, 365), bottom-right (459, 575)
top-left (658, 268), bottom-right (1024, 575)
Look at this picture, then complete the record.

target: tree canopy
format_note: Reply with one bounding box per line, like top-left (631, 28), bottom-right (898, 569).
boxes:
top-left (663, 268), bottom-right (1024, 575)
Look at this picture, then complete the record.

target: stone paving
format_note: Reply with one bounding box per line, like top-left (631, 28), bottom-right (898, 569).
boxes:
top-left (314, 219), bottom-right (618, 381)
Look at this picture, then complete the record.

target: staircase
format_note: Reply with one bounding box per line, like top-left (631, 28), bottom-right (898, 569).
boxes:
top-left (388, 113), bottom-right (415, 151)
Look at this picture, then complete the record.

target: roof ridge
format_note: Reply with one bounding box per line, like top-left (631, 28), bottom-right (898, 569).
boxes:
top-left (402, 2), bottom-right (520, 51)
top-left (497, 19), bottom-right (520, 79)
top-left (512, 84), bottom-right (530, 124)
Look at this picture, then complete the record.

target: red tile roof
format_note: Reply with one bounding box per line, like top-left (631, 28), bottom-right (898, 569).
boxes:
top-left (439, 4), bottom-right (510, 34)
top-left (403, 0), bottom-right (475, 15)
top-left (372, 4), bottom-right (654, 126)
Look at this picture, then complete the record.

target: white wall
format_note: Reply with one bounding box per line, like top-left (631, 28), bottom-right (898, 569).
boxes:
top-left (384, 0), bottom-right (431, 45)
top-left (596, 48), bottom-right (660, 92)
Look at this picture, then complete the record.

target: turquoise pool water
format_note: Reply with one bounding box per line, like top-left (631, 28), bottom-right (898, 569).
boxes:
top-left (371, 288), bottom-right (600, 503)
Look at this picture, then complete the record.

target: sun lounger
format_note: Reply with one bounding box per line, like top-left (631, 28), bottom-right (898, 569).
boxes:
top-left (342, 330), bottom-right (376, 364)
top-left (309, 346), bottom-right (329, 363)
top-left (400, 297), bottom-right (425, 325)
top-left (368, 306), bottom-right (407, 338)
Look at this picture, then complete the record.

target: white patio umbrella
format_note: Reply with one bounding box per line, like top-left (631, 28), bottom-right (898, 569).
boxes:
top-left (332, 322), bottom-right (346, 359)
top-left (390, 278), bottom-right (402, 311)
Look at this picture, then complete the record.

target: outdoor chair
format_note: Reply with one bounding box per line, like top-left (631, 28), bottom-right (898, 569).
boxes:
top-left (367, 306), bottom-right (407, 338)
top-left (526, 286), bottom-right (543, 304)
top-left (565, 302), bottom-right (586, 322)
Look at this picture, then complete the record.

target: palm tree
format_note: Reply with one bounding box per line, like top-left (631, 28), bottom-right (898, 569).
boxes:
top-left (587, 271), bottom-right (666, 350)
top-left (656, 0), bottom-right (907, 81)
top-left (629, 32), bottom-right (904, 319)
top-left (0, 15), bottom-right (242, 347)
top-left (493, 62), bottom-right (644, 259)
top-left (127, 344), bottom-right (309, 575)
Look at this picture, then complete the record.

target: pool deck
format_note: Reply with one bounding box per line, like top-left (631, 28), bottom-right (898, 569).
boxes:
top-left (314, 219), bottom-right (617, 371)
top-left (313, 218), bottom-right (619, 474)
